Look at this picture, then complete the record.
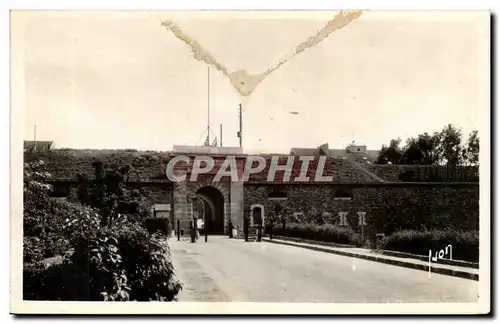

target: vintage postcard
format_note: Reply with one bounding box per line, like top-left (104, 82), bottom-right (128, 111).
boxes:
top-left (10, 9), bottom-right (490, 315)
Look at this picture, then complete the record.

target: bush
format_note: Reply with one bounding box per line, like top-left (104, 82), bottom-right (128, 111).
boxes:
top-left (23, 237), bottom-right (44, 263)
top-left (40, 232), bottom-right (70, 258)
top-left (72, 221), bottom-right (182, 301)
top-left (145, 217), bottom-right (171, 235)
top-left (24, 199), bottom-right (99, 261)
top-left (24, 221), bottom-right (182, 301)
top-left (23, 260), bottom-right (92, 301)
top-left (115, 224), bottom-right (181, 301)
top-left (23, 161), bottom-right (83, 262)
top-left (380, 229), bottom-right (479, 262)
top-left (270, 222), bottom-right (362, 246)
top-left (23, 159), bottom-right (182, 301)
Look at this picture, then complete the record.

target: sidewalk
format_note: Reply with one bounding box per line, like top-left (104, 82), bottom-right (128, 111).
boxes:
top-left (263, 237), bottom-right (479, 281)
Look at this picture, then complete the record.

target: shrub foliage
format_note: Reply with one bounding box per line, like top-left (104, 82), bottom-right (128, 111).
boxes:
top-left (145, 217), bottom-right (171, 235)
top-left (25, 221), bottom-right (181, 301)
top-left (23, 159), bottom-right (182, 301)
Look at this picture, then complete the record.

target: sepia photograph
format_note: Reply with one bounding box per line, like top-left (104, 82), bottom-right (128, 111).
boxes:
top-left (9, 8), bottom-right (490, 315)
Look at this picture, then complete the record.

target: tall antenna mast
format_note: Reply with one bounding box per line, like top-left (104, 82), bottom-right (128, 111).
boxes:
top-left (220, 124), bottom-right (223, 147)
top-left (238, 104), bottom-right (243, 148)
top-left (34, 125), bottom-right (37, 152)
top-left (206, 66), bottom-right (210, 145)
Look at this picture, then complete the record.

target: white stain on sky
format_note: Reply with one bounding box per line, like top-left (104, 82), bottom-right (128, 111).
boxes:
top-left (154, 11), bottom-right (363, 98)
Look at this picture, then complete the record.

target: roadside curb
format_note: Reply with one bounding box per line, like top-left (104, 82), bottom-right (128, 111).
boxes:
top-left (266, 235), bottom-right (478, 269)
top-left (263, 238), bottom-right (479, 281)
top-left (378, 249), bottom-right (479, 269)
top-left (269, 235), bottom-right (356, 248)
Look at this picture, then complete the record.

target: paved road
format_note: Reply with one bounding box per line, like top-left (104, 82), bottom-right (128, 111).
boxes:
top-left (169, 236), bottom-right (478, 303)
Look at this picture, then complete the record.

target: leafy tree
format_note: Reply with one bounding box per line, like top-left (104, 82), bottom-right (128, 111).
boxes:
top-left (400, 132), bottom-right (441, 165)
top-left (438, 124), bottom-right (464, 167)
top-left (417, 132), bottom-right (442, 165)
top-left (465, 130), bottom-right (479, 166)
top-left (377, 125), bottom-right (473, 167)
top-left (400, 137), bottom-right (422, 165)
top-left (76, 160), bottom-right (151, 226)
top-left (376, 138), bottom-right (403, 164)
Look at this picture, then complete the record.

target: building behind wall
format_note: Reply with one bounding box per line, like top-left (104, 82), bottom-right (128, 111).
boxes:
top-left (24, 140), bottom-right (55, 153)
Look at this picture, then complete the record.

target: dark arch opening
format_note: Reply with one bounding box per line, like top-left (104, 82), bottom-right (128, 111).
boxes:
top-left (196, 186), bottom-right (225, 235)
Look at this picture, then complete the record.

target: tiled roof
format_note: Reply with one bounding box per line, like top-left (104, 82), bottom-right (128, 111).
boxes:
top-left (24, 141), bottom-right (54, 153)
top-left (245, 155), bottom-right (379, 183)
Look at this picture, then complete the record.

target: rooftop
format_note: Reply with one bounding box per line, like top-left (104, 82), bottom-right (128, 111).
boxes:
top-left (24, 140), bottom-right (55, 153)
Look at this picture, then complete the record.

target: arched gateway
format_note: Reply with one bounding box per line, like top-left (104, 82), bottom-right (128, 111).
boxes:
top-left (185, 176), bottom-right (232, 235)
top-left (195, 186), bottom-right (225, 234)
top-left (170, 145), bottom-right (245, 237)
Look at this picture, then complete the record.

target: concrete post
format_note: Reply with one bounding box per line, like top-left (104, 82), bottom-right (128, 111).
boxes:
top-left (244, 215), bottom-right (249, 242)
top-left (177, 219), bottom-right (180, 241)
top-left (190, 220), bottom-right (195, 243)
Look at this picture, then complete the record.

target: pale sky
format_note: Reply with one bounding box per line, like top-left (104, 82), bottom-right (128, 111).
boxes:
top-left (14, 10), bottom-right (489, 153)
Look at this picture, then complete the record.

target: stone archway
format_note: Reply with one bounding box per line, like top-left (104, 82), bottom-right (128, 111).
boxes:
top-left (187, 178), bottom-right (230, 234)
top-left (196, 186), bottom-right (225, 234)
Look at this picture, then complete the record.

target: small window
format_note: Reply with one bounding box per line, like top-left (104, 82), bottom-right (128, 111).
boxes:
top-left (334, 187), bottom-right (353, 200)
top-left (268, 191), bottom-right (287, 198)
top-left (267, 186), bottom-right (287, 200)
top-left (357, 148), bottom-right (360, 152)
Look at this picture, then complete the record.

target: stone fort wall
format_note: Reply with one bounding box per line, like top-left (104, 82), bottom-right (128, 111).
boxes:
top-left (35, 149), bottom-right (479, 238)
top-left (244, 183), bottom-right (479, 238)
top-left (49, 179), bottom-right (478, 237)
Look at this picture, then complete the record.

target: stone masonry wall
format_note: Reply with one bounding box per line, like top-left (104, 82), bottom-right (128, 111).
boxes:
top-left (244, 184), bottom-right (479, 239)
top-left (49, 180), bottom-right (479, 241)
